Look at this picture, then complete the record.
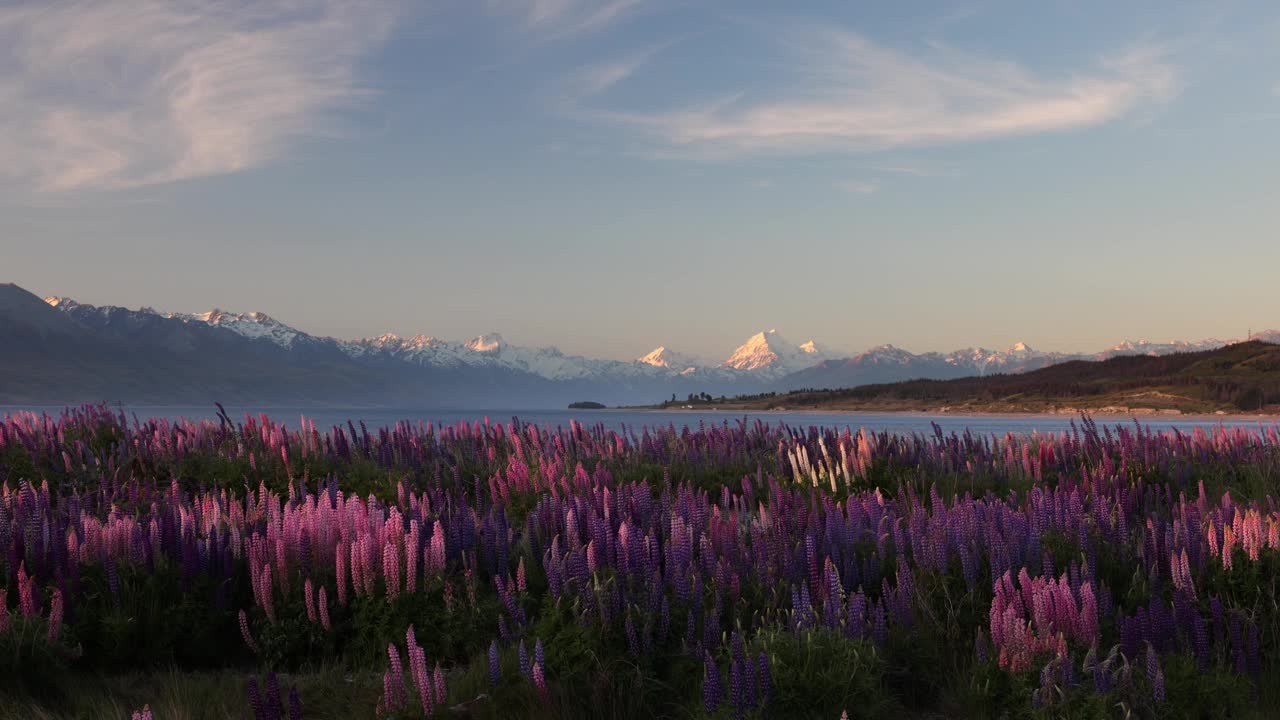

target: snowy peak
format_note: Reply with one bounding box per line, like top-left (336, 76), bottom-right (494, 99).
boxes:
top-left (465, 333), bottom-right (506, 354)
top-left (636, 346), bottom-right (699, 372)
top-left (176, 308), bottom-right (304, 348)
top-left (723, 329), bottom-right (824, 375)
top-left (1101, 338), bottom-right (1225, 358)
top-left (44, 296), bottom-right (80, 310)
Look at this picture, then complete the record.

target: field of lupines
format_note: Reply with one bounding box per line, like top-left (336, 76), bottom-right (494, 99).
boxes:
top-left (2, 405), bottom-right (1280, 718)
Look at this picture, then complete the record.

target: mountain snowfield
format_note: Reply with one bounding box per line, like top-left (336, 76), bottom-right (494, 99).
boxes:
top-left (28, 290), bottom-right (1280, 401)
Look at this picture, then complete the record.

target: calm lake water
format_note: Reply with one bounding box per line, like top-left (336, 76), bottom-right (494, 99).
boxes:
top-left (2, 404), bottom-right (1275, 437)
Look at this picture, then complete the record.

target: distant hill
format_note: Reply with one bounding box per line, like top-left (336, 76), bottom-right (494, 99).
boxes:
top-left (714, 341), bottom-right (1280, 415)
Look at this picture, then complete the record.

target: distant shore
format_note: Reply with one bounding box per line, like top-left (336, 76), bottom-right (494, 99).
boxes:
top-left (616, 405), bottom-right (1280, 423)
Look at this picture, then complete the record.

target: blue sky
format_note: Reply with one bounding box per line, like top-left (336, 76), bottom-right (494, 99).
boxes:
top-left (2, 1), bottom-right (1278, 363)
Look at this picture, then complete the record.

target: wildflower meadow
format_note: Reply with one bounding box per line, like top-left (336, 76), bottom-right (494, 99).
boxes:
top-left (2, 405), bottom-right (1278, 718)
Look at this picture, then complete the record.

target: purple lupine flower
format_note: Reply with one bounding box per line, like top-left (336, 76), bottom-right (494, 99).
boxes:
top-left (730, 659), bottom-right (744, 719)
top-left (757, 652), bottom-right (773, 707)
top-left (519, 640), bottom-right (532, 679)
top-left (247, 677), bottom-right (265, 720)
top-left (488, 640), bottom-right (502, 687)
top-left (703, 651), bottom-right (722, 713)
top-left (266, 672), bottom-right (281, 720)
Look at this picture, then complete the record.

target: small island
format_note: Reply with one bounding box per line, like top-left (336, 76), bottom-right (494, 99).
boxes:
top-left (567, 401), bottom-right (607, 409)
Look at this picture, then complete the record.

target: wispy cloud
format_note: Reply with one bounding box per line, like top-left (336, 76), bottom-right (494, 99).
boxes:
top-left (0, 0), bottom-right (401, 191)
top-left (491, 0), bottom-right (642, 38)
top-left (837, 181), bottom-right (878, 194)
top-left (574, 44), bottom-right (666, 96)
top-left (590, 25), bottom-right (1180, 157)
top-left (871, 165), bottom-right (944, 178)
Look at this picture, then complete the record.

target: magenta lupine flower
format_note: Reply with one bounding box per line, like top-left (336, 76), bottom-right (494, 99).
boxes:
top-left (517, 556), bottom-right (527, 593)
top-left (47, 588), bottom-right (64, 642)
top-left (239, 609), bottom-right (259, 654)
top-left (129, 705), bottom-right (154, 720)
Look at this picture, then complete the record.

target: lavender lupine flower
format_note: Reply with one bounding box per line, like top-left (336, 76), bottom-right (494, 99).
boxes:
top-left (488, 640), bottom-right (502, 687)
top-left (434, 663), bottom-right (447, 707)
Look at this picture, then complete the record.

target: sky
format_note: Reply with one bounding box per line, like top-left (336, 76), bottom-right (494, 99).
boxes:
top-left (2, 0), bottom-right (1279, 364)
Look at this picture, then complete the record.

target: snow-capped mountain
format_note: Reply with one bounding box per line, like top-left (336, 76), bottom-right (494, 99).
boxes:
top-left (12, 285), bottom-right (1279, 407)
top-left (1099, 338), bottom-right (1226, 358)
top-left (173, 309), bottom-right (306, 349)
top-left (722, 330), bottom-right (826, 377)
top-left (636, 346), bottom-right (700, 373)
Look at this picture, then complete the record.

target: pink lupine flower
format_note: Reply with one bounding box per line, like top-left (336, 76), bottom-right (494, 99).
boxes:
top-left (433, 663), bottom-right (447, 707)
top-left (442, 581), bottom-right (455, 613)
top-left (517, 557), bottom-right (527, 593)
top-left (383, 541), bottom-right (401, 602)
top-left (532, 662), bottom-right (550, 706)
top-left (259, 564), bottom-right (276, 623)
top-left (406, 525), bottom-right (419, 595)
top-left (336, 544), bottom-right (349, 606)
top-left (47, 589), bottom-right (64, 642)
top-left (387, 643), bottom-right (408, 708)
top-left (17, 563), bottom-right (38, 618)
top-left (239, 609), bottom-right (259, 654)
top-left (304, 578), bottom-right (316, 623)
top-left (318, 586), bottom-right (331, 630)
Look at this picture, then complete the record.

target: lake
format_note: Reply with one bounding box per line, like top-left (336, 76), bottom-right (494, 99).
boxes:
top-left (2, 404), bottom-right (1274, 436)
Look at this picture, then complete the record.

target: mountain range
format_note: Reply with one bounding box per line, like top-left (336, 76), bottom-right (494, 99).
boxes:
top-left (2, 282), bottom-right (1276, 407)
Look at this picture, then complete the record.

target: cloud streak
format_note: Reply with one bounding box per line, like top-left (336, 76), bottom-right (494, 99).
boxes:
top-left (492, 0), bottom-right (642, 38)
top-left (0, 0), bottom-right (401, 191)
top-left (591, 26), bottom-right (1180, 156)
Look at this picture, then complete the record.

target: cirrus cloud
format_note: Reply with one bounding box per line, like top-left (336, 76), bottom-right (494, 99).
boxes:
top-left (0, 0), bottom-right (402, 191)
top-left (589, 26), bottom-right (1181, 157)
